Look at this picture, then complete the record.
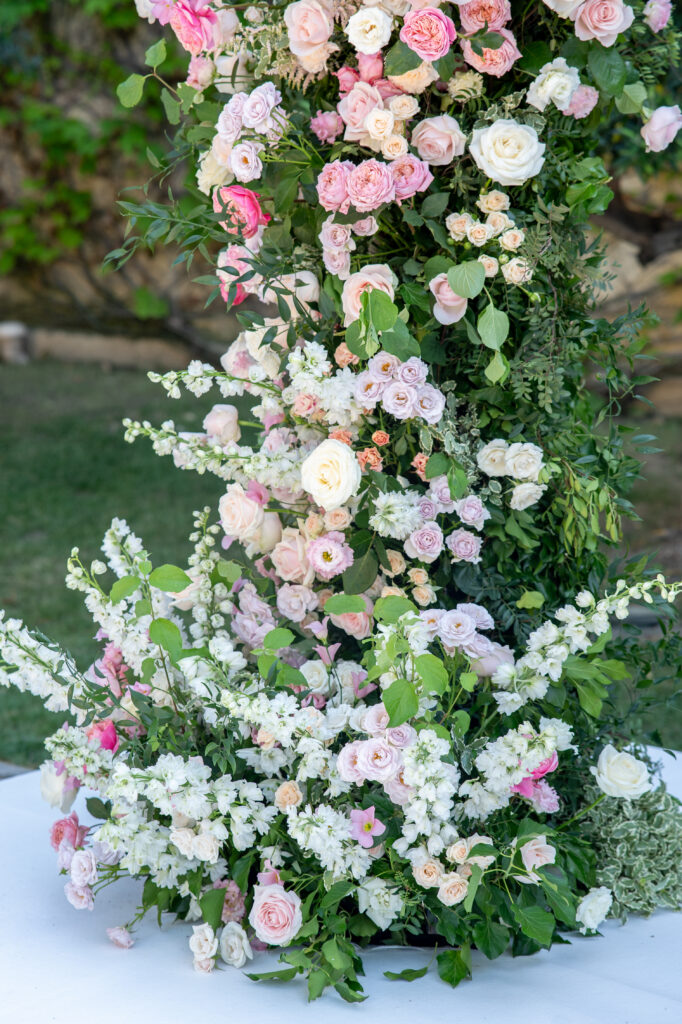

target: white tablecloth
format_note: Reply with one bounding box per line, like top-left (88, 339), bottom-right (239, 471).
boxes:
top-left (2, 753), bottom-right (681, 1024)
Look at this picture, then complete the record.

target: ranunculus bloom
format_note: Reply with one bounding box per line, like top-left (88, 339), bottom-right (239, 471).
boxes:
top-left (573, 0), bottom-right (634, 46)
top-left (460, 28), bottom-right (521, 77)
top-left (429, 273), bottom-right (468, 324)
top-left (249, 883), bottom-right (303, 946)
top-left (169, 0), bottom-right (217, 56)
top-left (640, 105), bottom-right (682, 153)
top-left (213, 185), bottom-right (270, 238)
top-left (459, 0), bottom-right (511, 33)
top-left (411, 115), bottom-right (466, 166)
top-left (400, 8), bottom-right (457, 62)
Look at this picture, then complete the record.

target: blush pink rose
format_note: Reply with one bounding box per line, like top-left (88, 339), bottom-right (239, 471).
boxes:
top-left (317, 160), bottom-right (354, 213)
top-left (310, 110), bottom-right (344, 143)
top-left (50, 812), bottom-right (87, 852)
top-left (284, 0), bottom-right (334, 61)
top-left (446, 528), bottom-right (483, 564)
top-left (271, 528), bottom-right (314, 585)
top-left (559, 84), bottom-right (599, 119)
top-left (86, 719), bottom-right (119, 752)
top-left (335, 66), bottom-right (361, 94)
top-left (249, 884), bottom-right (302, 947)
top-left (337, 740), bottom-right (367, 782)
top-left (461, 28), bottom-right (521, 76)
top-left (411, 115), bottom-right (466, 166)
top-left (471, 641), bottom-right (514, 677)
top-left (186, 55), bottom-right (214, 91)
top-left (358, 51), bottom-right (384, 84)
top-left (573, 0), bottom-right (634, 46)
top-left (213, 186), bottom-right (270, 238)
top-left (400, 7), bottom-right (457, 62)
top-left (520, 835), bottom-right (556, 873)
top-left (643, 0), bottom-right (672, 31)
top-left (458, 0), bottom-right (511, 33)
top-left (170, 0), bottom-right (217, 55)
top-left (404, 521), bottom-right (444, 563)
top-left (640, 105), bottom-right (682, 152)
top-left (341, 263), bottom-right (395, 324)
top-left (390, 153), bottom-right (434, 201)
top-left (355, 737), bottom-right (403, 782)
top-left (429, 273), bottom-right (468, 324)
top-left (329, 594), bottom-right (374, 639)
top-left (346, 159), bottom-right (396, 212)
top-left (374, 78), bottom-right (406, 101)
top-left (106, 926), bottom-right (134, 948)
top-left (338, 81), bottom-right (384, 139)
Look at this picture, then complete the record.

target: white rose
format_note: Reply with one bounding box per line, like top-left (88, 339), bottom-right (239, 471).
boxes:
top-left (40, 762), bottom-right (77, 812)
top-left (345, 8), bottom-right (393, 54)
top-left (170, 827), bottom-right (196, 858)
top-left (591, 744), bottom-right (651, 799)
top-left (469, 119), bottom-right (546, 187)
top-left (300, 659), bottom-right (331, 694)
top-left (196, 149), bottom-right (233, 196)
top-left (576, 886), bottom-right (613, 933)
top-left (192, 832), bottom-right (220, 863)
top-left (476, 438), bottom-right (509, 477)
top-left (381, 134), bottom-right (409, 160)
top-left (219, 483), bottom-right (265, 543)
top-left (366, 108), bottom-right (395, 141)
top-left (189, 923), bottom-right (218, 961)
top-left (505, 442), bottom-right (544, 482)
top-left (300, 438), bottom-right (362, 510)
top-left (541, 0), bottom-right (584, 17)
top-left (477, 190), bottom-right (510, 213)
top-left (229, 141), bottom-right (264, 183)
top-left (466, 221), bottom-right (494, 246)
top-left (527, 58), bottom-right (580, 113)
top-left (389, 94), bottom-right (419, 120)
top-left (510, 482), bottom-right (546, 510)
top-left (203, 404), bottom-right (241, 444)
top-left (219, 922), bottom-right (253, 967)
top-left (215, 52), bottom-right (252, 95)
top-left (70, 849), bottom-right (98, 888)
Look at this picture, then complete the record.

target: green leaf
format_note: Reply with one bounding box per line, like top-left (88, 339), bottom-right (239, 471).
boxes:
top-left (324, 594), bottom-right (367, 615)
top-left (110, 575), bottom-right (140, 604)
top-left (424, 255), bottom-right (454, 280)
top-left (447, 261), bottom-right (485, 299)
top-left (434, 48), bottom-right (456, 80)
top-left (518, 41), bottom-right (553, 74)
top-left (199, 888), bottom-right (226, 932)
top-left (149, 564), bottom-right (192, 593)
top-left (161, 89), bottom-right (181, 125)
top-left (263, 627), bottom-right (295, 650)
top-left (460, 671), bottom-right (477, 693)
top-left (364, 289), bottom-right (399, 332)
top-left (342, 549), bottom-right (378, 595)
top-left (86, 797), bottom-right (111, 820)
top-left (322, 937), bottom-right (351, 971)
top-left (424, 452), bottom-right (450, 480)
top-left (308, 970), bottom-right (329, 1001)
top-left (587, 45), bottom-right (626, 97)
top-left (274, 171), bottom-right (300, 214)
top-left (477, 304), bottom-right (509, 351)
top-left (217, 559), bottom-right (242, 584)
top-left (144, 38), bottom-right (167, 68)
top-left (414, 652), bottom-right (449, 695)
top-left (320, 879), bottom-right (354, 909)
top-left (334, 981), bottom-right (367, 1003)
top-left (516, 590), bottom-right (545, 610)
top-left (473, 918), bottom-right (509, 960)
top-left (373, 595), bottom-right (417, 623)
top-left (384, 965), bottom-right (429, 982)
top-left (116, 73), bottom-right (145, 108)
top-left (148, 618), bottom-right (182, 660)
top-left (383, 677), bottom-right (419, 727)
top-left (384, 39), bottom-right (422, 77)
top-left (436, 946), bottom-right (472, 988)
top-left (421, 192), bottom-right (450, 219)
top-left (463, 864), bottom-right (483, 912)
top-left (246, 968), bottom-right (300, 983)
top-left (614, 81), bottom-right (647, 115)
top-left (381, 319), bottom-right (420, 361)
top-left (452, 710), bottom-right (470, 736)
top-left (484, 350), bottom-right (509, 385)
top-left (511, 905), bottom-right (555, 948)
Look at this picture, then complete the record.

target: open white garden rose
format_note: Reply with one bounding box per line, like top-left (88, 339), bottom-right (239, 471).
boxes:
top-left (469, 119), bottom-right (546, 186)
top-left (591, 745), bottom-right (651, 799)
top-left (300, 438), bottom-right (362, 510)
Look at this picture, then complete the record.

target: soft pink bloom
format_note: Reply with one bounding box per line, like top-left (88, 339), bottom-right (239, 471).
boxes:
top-left (368, 350), bottom-right (401, 381)
top-left (415, 384), bottom-right (445, 424)
top-left (358, 51), bottom-right (384, 83)
top-left (50, 812), bottom-right (87, 852)
top-left (559, 84), bottom-right (599, 119)
top-left (284, 0), bottom-right (335, 62)
top-left (374, 78), bottom-right (406, 100)
top-left (429, 273), bottom-right (468, 325)
top-left (382, 380), bottom-right (419, 420)
top-left (70, 849), bottom-right (98, 888)
top-left (319, 218), bottom-right (354, 250)
top-left (169, 0), bottom-right (217, 55)
top-left (186, 55), bottom-right (214, 90)
top-left (271, 528), bottom-right (313, 585)
top-left (337, 740), bottom-right (366, 782)
top-left (350, 806), bottom-right (386, 848)
top-left (641, 105), bottom-right (682, 152)
top-left (213, 879), bottom-right (247, 922)
top-left (338, 81), bottom-right (384, 139)
top-left (310, 110), bottom-right (344, 143)
top-left (347, 159), bottom-right (396, 212)
top-left (329, 595), bottom-right (374, 639)
top-left (341, 263), bottom-right (395, 325)
top-left (353, 215), bottom-right (379, 236)
top-left (57, 842), bottom-right (75, 871)
top-left (454, 495), bottom-right (490, 531)
top-left (411, 115), bottom-right (466, 166)
top-left (249, 884), bottom-right (302, 946)
top-left (307, 531), bottom-right (354, 580)
top-left (531, 751), bottom-right (559, 779)
top-left (323, 247), bottom-right (351, 278)
top-left (461, 28), bottom-right (521, 76)
top-left (86, 719), bottom-right (119, 752)
top-left (213, 186), bottom-right (270, 238)
top-left (335, 66), bottom-right (361, 94)
top-left (528, 780), bottom-right (560, 813)
top-left (276, 583), bottom-right (318, 623)
top-left (317, 160), bottom-right (353, 213)
top-left (404, 521), bottom-right (444, 563)
top-left (355, 738), bottom-right (403, 782)
top-left (386, 724), bottom-right (417, 748)
top-left (573, 0), bottom-right (634, 46)
top-left (519, 835), bottom-right (556, 879)
top-left (390, 153), bottom-right (434, 201)
top-left (643, 0), bottom-right (672, 31)
top-left (362, 702), bottom-right (391, 734)
top-left (471, 641), bottom-right (514, 677)
top-left (446, 528), bottom-right (483, 564)
top-left (106, 926), bottom-right (134, 948)
top-left (64, 881), bottom-right (94, 911)
top-left (429, 475), bottom-right (455, 513)
top-left (459, 0), bottom-right (511, 33)
top-left (384, 770), bottom-right (414, 806)
top-left (397, 356), bottom-right (428, 386)
top-left (400, 7), bottom-right (457, 62)
top-left (439, 609), bottom-right (477, 653)
top-left (87, 641), bottom-right (128, 698)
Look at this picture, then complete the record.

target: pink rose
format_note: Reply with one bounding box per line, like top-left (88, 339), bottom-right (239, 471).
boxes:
top-left (559, 84), bottom-right (599, 119)
top-left (382, 380), bottom-right (419, 420)
top-left (411, 115), bottom-right (466, 166)
top-left (217, 245), bottom-right (256, 306)
top-left (85, 719), bottom-right (118, 752)
top-left (446, 528), bottom-right (482, 564)
top-left (573, 0), bottom-right (634, 46)
top-left (186, 55), bottom-right (214, 91)
top-left (368, 350), bottom-right (401, 381)
top-left (404, 521), bottom-right (444, 563)
top-left (337, 740), bottom-right (367, 782)
top-left (276, 583), bottom-right (318, 622)
top-left (643, 0), bottom-right (672, 31)
top-left (50, 812), bottom-right (87, 852)
top-left (271, 528), bottom-right (314, 585)
top-left (284, 0), bottom-right (334, 60)
top-left (459, 0), bottom-right (511, 33)
top-left (362, 702), bottom-right (391, 734)
top-left (219, 483), bottom-right (264, 544)
top-left (386, 724), bottom-right (417, 748)
top-left (460, 28), bottom-right (521, 76)
top-left (384, 770), bottom-right (414, 805)
top-left (341, 263), bottom-right (395, 324)
top-left (317, 160), bottom-right (353, 213)
top-left (64, 881), bottom-right (94, 911)
top-left (310, 110), bottom-right (344, 143)
top-left (400, 7), bottom-right (456, 62)
top-left (429, 273), bottom-right (468, 325)
top-left (531, 751), bottom-right (559, 779)
top-left (640, 105), bottom-right (682, 152)
top-left (329, 594), bottom-right (374, 639)
top-left (213, 186), bottom-right (270, 238)
top-left (471, 641), bottom-right (514, 677)
top-left (347, 159), bottom-right (396, 212)
top-left (323, 247), bottom-right (351, 279)
top-left (355, 737), bottom-right (403, 782)
top-left (415, 384), bottom-right (445, 424)
top-left (107, 926), bottom-right (134, 948)
top-left (374, 77), bottom-right (406, 101)
top-left (338, 81), bottom-right (384, 141)
top-left (70, 849), bottom-right (98, 888)
top-left (519, 835), bottom-right (556, 876)
top-left (203, 404), bottom-right (241, 445)
top-left (353, 216), bottom-right (379, 236)
top-left (249, 883), bottom-right (302, 946)
top-left (358, 51), bottom-right (384, 84)
top-left (170, 0), bottom-right (217, 55)
top-left (390, 153), bottom-right (434, 201)
top-left (453, 495), bottom-right (490, 531)
top-left (307, 531), bottom-right (354, 580)
top-left (335, 66), bottom-right (361, 94)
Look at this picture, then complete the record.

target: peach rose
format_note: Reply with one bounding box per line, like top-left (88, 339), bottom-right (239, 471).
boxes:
top-left (249, 883), bottom-right (302, 946)
top-left (372, 430), bottom-right (390, 446)
top-left (274, 780), bottom-right (303, 812)
top-left (437, 872), bottom-right (469, 906)
top-left (387, 61), bottom-right (439, 95)
top-left (519, 834), bottom-right (556, 881)
top-left (335, 341), bottom-right (360, 367)
top-left (411, 115), bottom-right (466, 166)
top-left (459, 0), bottom-right (511, 32)
top-left (330, 594), bottom-right (374, 638)
top-left (324, 507), bottom-right (353, 531)
top-left (461, 28), bottom-right (521, 77)
top-left (413, 858), bottom-right (444, 888)
top-left (385, 549), bottom-right (407, 576)
top-left (341, 263), bottom-right (396, 325)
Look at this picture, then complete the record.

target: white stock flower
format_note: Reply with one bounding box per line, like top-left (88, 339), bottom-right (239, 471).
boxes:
top-left (591, 745), bottom-right (650, 799)
top-left (469, 119), bottom-right (546, 187)
top-left (300, 439), bottom-right (362, 511)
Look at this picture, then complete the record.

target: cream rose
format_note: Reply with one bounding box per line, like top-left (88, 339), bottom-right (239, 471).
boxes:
top-left (300, 438), bottom-right (362, 510)
top-left (388, 61), bottom-right (439, 94)
top-left (499, 227), bottom-right (525, 251)
top-left (284, 1), bottom-right (334, 60)
top-left (437, 871), bottom-right (469, 906)
top-left (476, 438), bottom-right (509, 476)
top-left (345, 7), bottom-right (393, 54)
top-left (274, 780), bottom-right (304, 812)
top-left (192, 831), bottom-right (220, 862)
top-left (478, 254), bottom-right (499, 277)
top-left (445, 839), bottom-right (469, 864)
top-left (219, 483), bottom-right (264, 542)
top-left (219, 921), bottom-right (253, 967)
top-left (324, 507), bottom-right (352, 531)
top-left (502, 256), bottom-right (533, 284)
top-left (189, 923), bottom-right (218, 961)
top-left (389, 94), bottom-right (420, 120)
top-left (466, 221), bottom-right (494, 246)
top-left (366, 108), bottom-right (396, 141)
top-left (412, 858), bottom-right (443, 888)
top-left (591, 744), bottom-right (650, 799)
top-left (526, 58), bottom-right (580, 113)
top-left (445, 211), bottom-right (473, 241)
top-left (510, 482), bottom-right (546, 510)
top-left (382, 134), bottom-right (409, 160)
top-left (477, 189), bottom-right (510, 213)
top-left (469, 119), bottom-right (546, 187)
top-left (170, 827), bottom-right (195, 857)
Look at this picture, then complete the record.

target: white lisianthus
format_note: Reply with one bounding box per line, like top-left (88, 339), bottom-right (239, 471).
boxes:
top-left (219, 922), bottom-right (253, 967)
top-left (300, 438), bottom-right (362, 511)
top-left (527, 58), bottom-right (581, 113)
top-left (345, 7), bottom-right (393, 54)
top-left (505, 442), bottom-right (544, 482)
top-left (576, 886), bottom-right (613, 933)
top-left (469, 119), bottom-right (546, 187)
top-left (476, 438), bottom-right (509, 477)
top-left (591, 744), bottom-right (651, 799)
top-left (509, 482), bottom-right (546, 510)
top-left (357, 877), bottom-right (404, 929)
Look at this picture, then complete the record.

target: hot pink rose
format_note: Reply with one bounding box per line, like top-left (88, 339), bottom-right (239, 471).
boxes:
top-left (400, 7), bottom-right (457, 62)
top-left (249, 884), bottom-right (302, 947)
top-left (310, 110), bottom-right (344, 143)
top-left (459, 0), bottom-right (511, 33)
top-left (411, 115), bottom-right (466, 166)
top-left (390, 153), bottom-right (434, 201)
top-left (335, 66), bottom-right (361, 94)
top-left (169, 0), bottom-right (217, 55)
top-left (317, 160), bottom-right (353, 213)
top-left (86, 719), bottom-right (119, 752)
top-left (358, 51), bottom-right (384, 84)
top-left (573, 0), bottom-right (634, 46)
top-left (640, 105), bottom-right (682, 152)
top-left (213, 186), bottom-right (270, 238)
top-left (559, 84), bottom-right (599, 119)
top-left (338, 81), bottom-right (384, 139)
top-left (329, 594), bottom-right (374, 639)
top-left (341, 263), bottom-right (395, 324)
top-left (50, 812), bottom-right (87, 852)
top-left (461, 28), bottom-right (521, 76)
top-left (347, 159), bottom-right (396, 212)
top-left (530, 751), bottom-right (559, 779)
top-left (643, 0), bottom-right (672, 31)
top-left (429, 273), bottom-right (468, 324)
